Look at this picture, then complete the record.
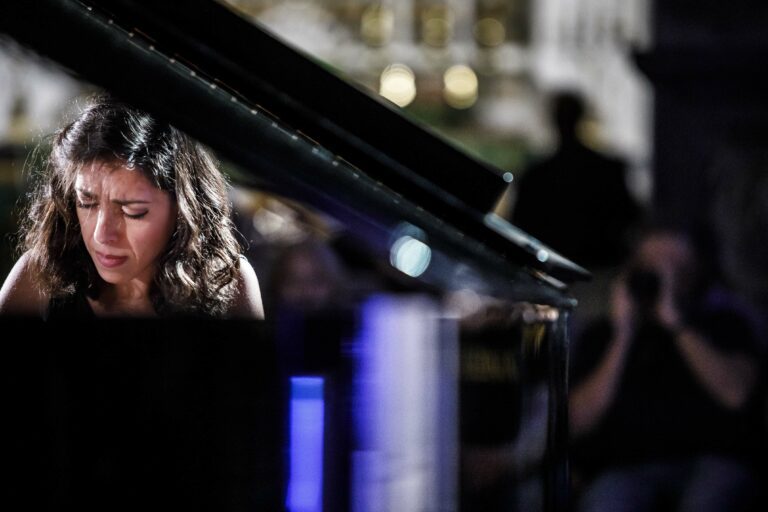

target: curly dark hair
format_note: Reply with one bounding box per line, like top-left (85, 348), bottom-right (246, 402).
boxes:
top-left (19, 93), bottom-right (242, 316)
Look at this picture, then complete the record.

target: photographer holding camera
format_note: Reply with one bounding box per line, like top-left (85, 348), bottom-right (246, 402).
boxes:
top-left (569, 229), bottom-right (762, 512)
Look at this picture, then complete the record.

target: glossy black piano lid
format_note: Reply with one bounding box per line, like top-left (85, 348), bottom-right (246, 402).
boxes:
top-left (82, 0), bottom-right (507, 215)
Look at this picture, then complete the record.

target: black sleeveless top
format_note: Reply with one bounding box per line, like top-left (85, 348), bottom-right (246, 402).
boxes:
top-left (46, 290), bottom-right (95, 320)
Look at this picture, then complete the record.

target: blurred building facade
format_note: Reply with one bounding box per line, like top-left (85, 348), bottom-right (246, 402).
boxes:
top-left (223, 0), bottom-right (653, 203)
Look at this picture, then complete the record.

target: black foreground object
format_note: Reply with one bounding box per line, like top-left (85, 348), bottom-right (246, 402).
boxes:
top-left (1, 317), bottom-right (285, 512)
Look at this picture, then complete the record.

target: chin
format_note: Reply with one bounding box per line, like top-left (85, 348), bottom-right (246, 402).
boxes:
top-left (95, 268), bottom-right (131, 285)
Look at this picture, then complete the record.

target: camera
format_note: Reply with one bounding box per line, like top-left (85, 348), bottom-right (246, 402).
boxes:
top-left (626, 267), bottom-right (661, 312)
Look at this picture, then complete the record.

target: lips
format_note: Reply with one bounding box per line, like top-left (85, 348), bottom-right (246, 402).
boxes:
top-left (94, 251), bottom-right (129, 268)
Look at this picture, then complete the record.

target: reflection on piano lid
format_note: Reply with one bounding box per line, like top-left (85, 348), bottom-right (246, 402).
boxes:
top-left (0, 0), bottom-right (590, 306)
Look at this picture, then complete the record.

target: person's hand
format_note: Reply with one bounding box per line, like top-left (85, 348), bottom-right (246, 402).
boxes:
top-left (654, 263), bottom-right (683, 331)
top-left (610, 276), bottom-right (634, 342)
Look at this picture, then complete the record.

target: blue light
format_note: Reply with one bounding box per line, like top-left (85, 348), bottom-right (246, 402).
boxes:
top-left (287, 377), bottom-right (325, 512)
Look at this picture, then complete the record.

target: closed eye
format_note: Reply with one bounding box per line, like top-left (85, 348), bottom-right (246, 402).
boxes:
top-left (124, 210), bottom-right (148, 219)
top-left (77, 201), bottom-right (147, 219)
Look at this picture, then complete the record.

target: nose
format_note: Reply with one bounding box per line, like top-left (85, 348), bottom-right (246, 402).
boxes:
top-left (93, 207), bottom-right (122, 245)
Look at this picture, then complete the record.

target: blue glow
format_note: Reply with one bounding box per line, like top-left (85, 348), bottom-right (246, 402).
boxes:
top-left (287, 377), bottom-right (325, 512)
top-left (350, 298), bottom-right (389, 511)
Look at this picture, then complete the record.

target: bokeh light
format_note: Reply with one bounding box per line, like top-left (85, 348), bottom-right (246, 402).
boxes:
top-left (443, 64), bottom-right (478, 109)
top-left (390, 235), bottom-right (432, 277)
top-left (379, 63), bottom-right (417, 107)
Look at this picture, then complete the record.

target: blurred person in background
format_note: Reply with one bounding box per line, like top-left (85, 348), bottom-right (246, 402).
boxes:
top-left (513, 90), bottom-right (642, 334)
top-left (569, 228), bottom-right (763, 512)
top-left (512, 90), bottom-right (641, 271)
top-left (267, 237), bottom-right (346, 316)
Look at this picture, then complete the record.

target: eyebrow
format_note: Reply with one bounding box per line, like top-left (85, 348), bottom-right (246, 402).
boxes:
top-left (75, 188), bottom-right (97, 200)
top-left (113, 199), bottom-right (151, 206)
top-left (75, 188), bottom-right (150, 205)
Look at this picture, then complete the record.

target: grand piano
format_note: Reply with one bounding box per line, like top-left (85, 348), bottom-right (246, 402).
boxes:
top-left (0, 1), bottom-right (589, 511)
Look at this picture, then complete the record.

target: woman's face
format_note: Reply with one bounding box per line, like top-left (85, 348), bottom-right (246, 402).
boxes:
top-left (74, 160), bottom-right (177, 287)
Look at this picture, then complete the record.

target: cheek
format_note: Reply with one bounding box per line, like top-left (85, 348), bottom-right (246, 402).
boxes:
top-left (129, 223), bottom-right (175, 260)
top-left (125, 200), bottom-right (176, 262)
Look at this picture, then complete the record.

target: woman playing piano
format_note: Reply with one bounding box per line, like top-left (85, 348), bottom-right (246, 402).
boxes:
top-left (0, 93), bottom-right (263, 319)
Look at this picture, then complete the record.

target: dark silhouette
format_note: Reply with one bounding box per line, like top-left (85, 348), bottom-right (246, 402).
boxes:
top-left (512, 91), bottom-right (640, 269)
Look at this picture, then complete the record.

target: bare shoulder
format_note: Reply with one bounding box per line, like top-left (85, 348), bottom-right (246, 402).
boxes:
top-left (0, 251), bottom-right (48, 316)
top-left (230, 256), bottom-right (265, 320)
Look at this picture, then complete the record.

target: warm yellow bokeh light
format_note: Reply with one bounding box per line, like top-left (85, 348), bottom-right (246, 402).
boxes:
top-left (443, 65), bottom-right (478, 109)
top-left (361, 4), bottom-right (394, 47)
top-left (421, 6), bottom-right (454, 47)
top-left (380, 63), bottom-right (417, 107)
top-left (474, 17), bottom-right (506, 47)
